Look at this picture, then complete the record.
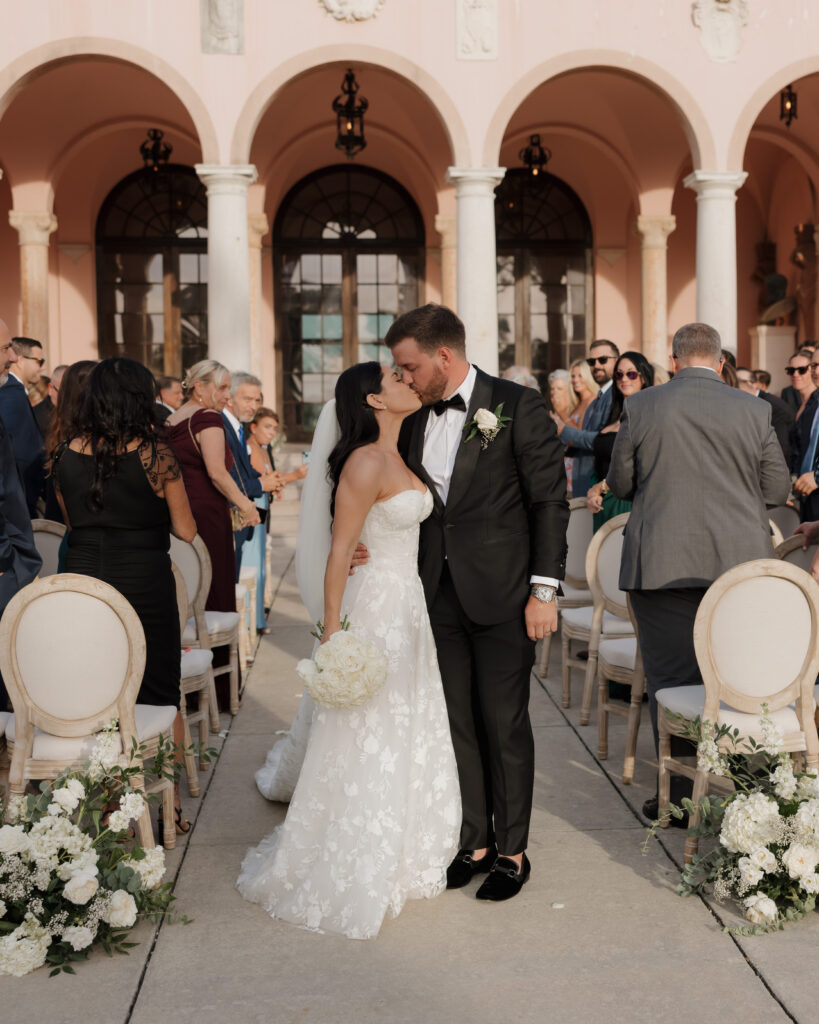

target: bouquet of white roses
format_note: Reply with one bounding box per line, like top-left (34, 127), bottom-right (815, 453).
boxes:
top-left (0, 722), bottom-right (176, 977)
top-left (297, 625), bottom-right (388, 710)
top-left (654, 706), bottom-right (819, 933)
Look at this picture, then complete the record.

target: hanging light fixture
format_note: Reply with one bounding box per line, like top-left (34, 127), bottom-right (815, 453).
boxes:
top-left (780, 84), bottom-right (798, 128)
top-left (140, 128), bottom-right (173, 171)
top-left (333, 69), bottom-right (368, 160)
top-left (519, 133), bottom-right (551, 178)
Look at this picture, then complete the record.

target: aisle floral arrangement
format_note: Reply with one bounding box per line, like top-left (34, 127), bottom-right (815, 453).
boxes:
top-left (652, 706), bottom-right (819, 934)
top-left (0, 723), bottom-right (176, 976)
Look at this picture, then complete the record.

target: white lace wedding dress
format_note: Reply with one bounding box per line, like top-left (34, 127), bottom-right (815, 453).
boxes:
top-left (236, 488), bottom-right (461, 939)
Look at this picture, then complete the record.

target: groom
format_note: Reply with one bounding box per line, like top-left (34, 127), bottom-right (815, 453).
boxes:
top-left (385, 304), bottom-right (569, 901)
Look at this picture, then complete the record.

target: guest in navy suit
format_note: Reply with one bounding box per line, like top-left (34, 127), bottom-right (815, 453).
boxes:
top-left (221, 372), bottom-right (282, 579)
top-left (0, 330), bottom-right (45, 517)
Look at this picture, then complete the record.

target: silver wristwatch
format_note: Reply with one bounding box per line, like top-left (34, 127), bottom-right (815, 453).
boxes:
top-left (531, 584), bottom-right (557, 603)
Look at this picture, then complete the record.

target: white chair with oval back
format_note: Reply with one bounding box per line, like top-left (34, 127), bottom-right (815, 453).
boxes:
top-left (768, 519), bottom-right (784, 548)
top-left (656, 559), bottom-right (819, 865)
top-left (170, 534), bottom-right (240, 720)
top-left (769, 505), bottom-right (800, 544)
top-left (775, 534), bottom-right (819, 573)
top-left (596, 595), bottom-right (645, 784)
top-left (561, 513), bottom-right (634, 725)
top-left (0, 574), bottom-right (177, 849)
top-left (0, 710), bottom-right (9, 796)
top-left (30, 519), bottom-right (66, 577)
top-left (539, 497), bottom-right (593, 680)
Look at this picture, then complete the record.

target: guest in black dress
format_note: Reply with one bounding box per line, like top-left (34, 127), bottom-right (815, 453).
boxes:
top-left (53, 357), bottom-right (197, 833)
top-left (44, 360), bottom-right (97, 524)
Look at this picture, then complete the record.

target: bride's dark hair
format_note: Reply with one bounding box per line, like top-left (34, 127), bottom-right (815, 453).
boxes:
top-left (328, 361), bottom-right (383, 516)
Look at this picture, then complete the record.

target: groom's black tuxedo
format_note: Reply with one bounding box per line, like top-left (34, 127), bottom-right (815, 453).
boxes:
top-left (399, 367), bottom-right (569, 856)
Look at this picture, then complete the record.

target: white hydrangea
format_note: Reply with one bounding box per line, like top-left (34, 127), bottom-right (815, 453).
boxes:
top-left (720, 792), bottom-right (784, 855)
top-left (26, 815), bottom-right (93, 872)
top-left (107, 811), bottom-right (131, 833)
top-left (697, 720), bottom-right (729, 777)
top-left (103, 890), bottom-right (138, 929)
top-left (124, 847), bottom-right (166, 890)
top-left (61, 925), bottom-right (94, 951)
top-left (0, 916), bottom-right (51, 976)
top-left (781, 843), bottom-right (819, 880)
top-left (63, 870), bottom-right (99, 906)
top-left (118, 791), bottom-right (146, 821)
top-left (298, 629), bottom-right (388, 710)
top-left (792, 798), bottom-right (819, 841)
top-left (737, 857), bottom-right (763, 888)
top-left (2, 795), bottom-right (27, 824)
top-left (0, 824), bottom-right (29, 856)
top-left (770, 759), bottom-right (798, 802)
top-left (50, 786), bottom-right (80, 814)
top-left (797, 775), bottom-right (819, 801)
top-left (46, 802), bottom-right (64, 817)
top-left (744, 892), bottom-right (779, 926)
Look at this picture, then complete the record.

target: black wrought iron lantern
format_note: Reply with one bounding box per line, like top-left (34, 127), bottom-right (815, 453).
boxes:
top-left (519, 133), bottom-right (551, 178)
top-left (333, 69), bottom-right (368, 160)
top-left (780, 84), bottom-right (798, 128)
top-left (140, 129), bottom-right (173, 171)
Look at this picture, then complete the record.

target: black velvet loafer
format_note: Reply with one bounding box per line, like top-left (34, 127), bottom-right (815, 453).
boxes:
top-left (446, 848), bottom-right (497, 889)
top-left (475, 853), bottom-right (531, 901)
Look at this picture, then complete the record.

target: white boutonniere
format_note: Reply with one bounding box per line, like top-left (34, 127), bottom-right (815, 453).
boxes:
top-left (465, 403), bottom-right (512, 450)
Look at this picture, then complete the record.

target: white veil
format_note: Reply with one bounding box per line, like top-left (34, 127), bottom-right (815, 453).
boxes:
top-left (295, 398), bottom-right (339, 625)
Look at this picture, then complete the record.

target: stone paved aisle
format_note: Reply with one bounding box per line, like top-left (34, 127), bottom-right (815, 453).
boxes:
top-left (8, 491), bottom-right (815, 1023)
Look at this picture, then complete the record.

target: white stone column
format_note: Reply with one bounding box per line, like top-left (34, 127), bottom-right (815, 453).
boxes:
top-left (248, 212), bottom-right (269, 383)
top-left (446, 167), bottom-right (505, 373)
top-left (635, 214), bottom-right (676, 366)
top-left (8, 210), bottom-right (58, 344)
top-left (683, 170), bottom-right (748, 354)
top-left (434, 213), bottom-right (457, 311)
top-left (195, 164), bottom-right (258, 370)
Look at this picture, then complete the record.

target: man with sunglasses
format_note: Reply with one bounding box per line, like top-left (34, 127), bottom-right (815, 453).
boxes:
top-left (551, 339), bottom-right (619, 497)
top-left (0, 333), bottom-right (46, 516)
top-left (780, 346), bottom-right (816, 415)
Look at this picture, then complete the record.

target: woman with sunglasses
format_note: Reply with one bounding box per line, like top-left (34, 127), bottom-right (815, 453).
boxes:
top-left (586, 352), bottom-right (654, 531)
top-left (788, 351), bottom-right (819, 520)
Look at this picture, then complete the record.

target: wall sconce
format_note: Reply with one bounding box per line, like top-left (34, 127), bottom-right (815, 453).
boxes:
top-left (780, 84), bottom-right (797, 128)
top-left (519, 133), bottom-right (551, 178)
top-left (140, 129), bottom-right (173, 171)
top-left (333, 69), bottom-right (368, 159)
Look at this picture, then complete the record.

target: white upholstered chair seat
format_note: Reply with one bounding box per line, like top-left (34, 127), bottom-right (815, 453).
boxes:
top-left (5, 704), bottom-right (177, 761)
top-left (561, 606), bottom-right (633, 636)
top-left (0, 710), bottom-right (9, 737)
top-left (182, 610), bottom-right (240, 643)
top-left (181, 648), bottom-right (214, 679)
top-left (559, 583), bottom-right (591, 604)
top-left (598, 636), bottom-right (638, 671)
top-left (656, 685), bottom-right (806, 736)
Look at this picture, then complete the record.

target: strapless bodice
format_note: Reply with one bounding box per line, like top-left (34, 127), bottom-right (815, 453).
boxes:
top-left (357, 488), bottom-right (432, 572)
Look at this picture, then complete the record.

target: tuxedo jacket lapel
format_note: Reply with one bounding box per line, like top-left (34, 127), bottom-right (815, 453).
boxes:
top-left (446, 368), bottom-right (494, 516)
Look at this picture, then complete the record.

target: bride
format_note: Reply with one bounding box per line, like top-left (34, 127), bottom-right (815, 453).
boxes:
top-left (236, 362), bottom-right (461, 939)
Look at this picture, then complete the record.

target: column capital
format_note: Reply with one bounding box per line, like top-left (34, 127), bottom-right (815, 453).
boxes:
top-left (8, 210), bottom-right (57, 246)
top-left (434, 213), bottom-right (457, 247)
top-left (195, 164), bottom-right (258, 194)
top-left (248, 213), bottom-right (269, 249)
top-left (683, 170), bottom-right (747, 198)
top-left (446, 166), bottom-right (506, 196)
top-left (635, 214), bottom-right (676, 248)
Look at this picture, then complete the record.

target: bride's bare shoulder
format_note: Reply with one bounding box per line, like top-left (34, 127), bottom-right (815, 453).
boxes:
top-left (341, 445), bottom-right (385, 488)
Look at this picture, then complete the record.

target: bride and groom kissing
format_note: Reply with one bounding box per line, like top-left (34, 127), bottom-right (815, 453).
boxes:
top-left (237, 304), bottom-right (570, 939)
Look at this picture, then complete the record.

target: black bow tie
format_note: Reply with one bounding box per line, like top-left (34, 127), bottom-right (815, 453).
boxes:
top-left (432, 393), bottom-right (466, 417)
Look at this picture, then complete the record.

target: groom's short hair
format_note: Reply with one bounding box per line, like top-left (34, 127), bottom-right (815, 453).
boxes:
top-left (384, 304), bottom-right (466, 357)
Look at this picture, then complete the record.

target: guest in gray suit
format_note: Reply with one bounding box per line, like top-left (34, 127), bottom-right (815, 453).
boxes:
top-left (607, 322), bottom-right (790, 819)
top-left (551, 339), bottom-right (619, 497)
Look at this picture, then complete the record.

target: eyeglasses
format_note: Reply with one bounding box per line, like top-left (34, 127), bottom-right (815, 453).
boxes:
top-left (21, 355), bottom-right (45, 367)
top-left (614, 370), bottom-right (640, 381)
top-left (811, 363), bottom-right (819, 371)
top-left (587, 355), bottom-right (615, 367)
top-left (785, 365), bottom-right (810, 376)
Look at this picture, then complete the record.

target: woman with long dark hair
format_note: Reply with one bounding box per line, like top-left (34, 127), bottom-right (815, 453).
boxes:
top-left (43, 359), bottom-right (97, 523)
top-left (586, 351), bottom-right (654, 531)
top-left (53, 357), bottom-right (197, 833)
top-left (238, 362), bottom-right (461, 939)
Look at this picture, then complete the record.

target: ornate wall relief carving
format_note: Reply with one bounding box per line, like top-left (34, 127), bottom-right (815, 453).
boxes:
top-left (318, 0), bottom-right (385, 21)
top-left (457, 0), bottom-right (498, 61)
top-left (691, 0), bottom-right (749, 63)
top-left (201, 0), bottom-right (244, 55)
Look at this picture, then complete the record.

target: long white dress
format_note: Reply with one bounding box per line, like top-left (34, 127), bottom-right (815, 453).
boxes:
top-left (236, 488), bottom-right (461, 939)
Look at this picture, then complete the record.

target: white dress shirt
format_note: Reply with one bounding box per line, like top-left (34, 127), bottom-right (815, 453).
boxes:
top-left (222, 407), bottom-right (245, 448)
top-left (421, 364), bottom-right (557, 590)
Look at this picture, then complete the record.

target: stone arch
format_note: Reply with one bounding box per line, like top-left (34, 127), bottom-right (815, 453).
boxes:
top-left (231, 44), bottom-right (469, 168)
top-left (483, 50), bottom-right (714, 171)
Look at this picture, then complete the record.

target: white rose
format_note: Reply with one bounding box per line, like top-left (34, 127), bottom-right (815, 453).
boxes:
top-left (781, 843), bottom-right (819, 880)
top-left (65, 779), bottom-right (85, 801)
top-left (749, 848), bottom-right (777, 874)
top-left (63, 871), bottom-right (99, 906)
top-left (104, 890), bottom-right (138, 929)
top-left (474, 408), bottom-right (498, 431)
top-left (737, 857), bottom-right (763, 888)
top-left (800, 872), bottom-right (819, 894)
top-left (51, 787), bottom-right (80, 814)
top-left (61, 925), bottom-right (94, 951)
top-left (0, 824), bottom-right (29, 856)
top-left (744, 892), bottom-right (779, 926)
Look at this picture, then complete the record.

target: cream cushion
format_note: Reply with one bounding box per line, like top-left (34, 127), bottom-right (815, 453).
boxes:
top-left (656, 685), bottom-right (805, 735)
top-left (182, 610), bottom-right (241, 643)
top-left (181, 648), bottom-right (214, 679)
top-left (561, 606), bottom-right (633, 635)
top-left (559, 583), bottom-right (591, 604)
top-left (5, 705), bottom-right (177, 761)
top-left (0, 710), bottom-right (9, 737)
top-left (598, 637), bottom-right (638, 671)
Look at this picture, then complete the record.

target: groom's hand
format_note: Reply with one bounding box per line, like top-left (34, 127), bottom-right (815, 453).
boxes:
top-left (349, 542), bottom-right (370, 575)
top-left (525, 596), bottom-right (558, 641)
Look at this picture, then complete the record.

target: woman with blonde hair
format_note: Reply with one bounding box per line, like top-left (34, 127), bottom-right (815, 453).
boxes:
top-left (562, 359), bottom-right (599, 497)
top-left (547, 369), bottom-right (576, 421)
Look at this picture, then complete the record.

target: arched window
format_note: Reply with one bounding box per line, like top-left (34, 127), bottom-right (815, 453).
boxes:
top-left (96, 165), bottom-right (208, 376)
top-left (275, 165), bottom-right (425, 438)
top-left (495, 169), bottom-right (593, 392)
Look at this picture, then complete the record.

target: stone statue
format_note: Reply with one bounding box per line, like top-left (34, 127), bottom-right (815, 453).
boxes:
top-left (792, 224), bottom-right (817, 340)
top-left (318, 0), bottom-right (385, 20)
top-left (201, 0), bottom-right (243, 54)
top-left (457, 0), bottom-right (498, 60)
top-left (759, 273), bottom-right (796, 326)
top-left (691, 0), bottom-right (749, 63)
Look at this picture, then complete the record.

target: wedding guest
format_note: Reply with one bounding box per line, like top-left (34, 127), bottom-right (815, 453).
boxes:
top-left (754, 369), bottom-right (771, 392)
top-left (737, 366), bottom-right (793, 465)
top-left (155, 375), bottom-right (184, 424)
top-left (44, 360), bottom-right (97, 524)
top-left (502, 365), bottom-right (540, 391)
top-left (28, 375), bottom-right (51, 434)
top-left (585, 352), bottom-right (654, 531)
top-left (0, 329), bottom-right (45, 516)
top-left (781, 347), bottom-right (815, 414)
top-left (788, 351), bottom-right (819, 521)
top-left (551, 340), bottom-right (618, 497)
top-left (548, 369), bottom-right (576, 419)
top-left (53, 357), bottom-right (196, 834)
top-left (721, 361), bottom-right (739, 388)
top-left (608, 323), bottom-right (790, 820)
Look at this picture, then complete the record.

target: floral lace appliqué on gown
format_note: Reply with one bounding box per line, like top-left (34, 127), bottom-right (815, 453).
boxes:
top-left (236, 488), bottom-right (461, 939)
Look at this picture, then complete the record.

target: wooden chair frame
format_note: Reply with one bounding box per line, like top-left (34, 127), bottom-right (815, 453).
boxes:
top-left (239, 565), bottom-right (259, 646)
top-left (172, 564), bottom-right (211, 797)
top-left (768, 519), bottom-right (784, 548)
top-left (0, 574), bottom-right (175, 849)
top-left (775, 534), bottom-right (819, 568)
top-left (539, 498), bottom-right (592, 679)
top-left (30, 518), bottom-right (67, 577)
top-left (596, 595), bottom-right (645, 784)
top-left (658, 559), bottom-right (819, 864)
top-left (0, 712), bottom-right (9, 796)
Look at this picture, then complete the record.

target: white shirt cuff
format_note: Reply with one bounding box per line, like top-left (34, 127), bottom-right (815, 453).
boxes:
top-left (530, 576), bottom-right (559, 588)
